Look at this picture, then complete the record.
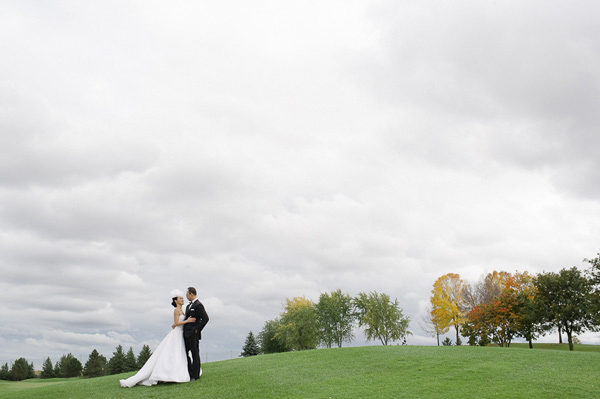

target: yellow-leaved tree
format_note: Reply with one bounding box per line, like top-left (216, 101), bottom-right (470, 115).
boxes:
top-left (430, 273), bottom-right (465, 345)
top-left (276, 296), bottom-right (319, 351)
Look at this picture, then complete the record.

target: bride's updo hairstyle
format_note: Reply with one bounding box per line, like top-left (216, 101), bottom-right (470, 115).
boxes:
top-left (170, 289), bottom-right (184, 308)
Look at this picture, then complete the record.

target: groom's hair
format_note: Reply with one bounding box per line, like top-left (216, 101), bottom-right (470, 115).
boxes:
top-left (187, 287), bottom-right (197, 296)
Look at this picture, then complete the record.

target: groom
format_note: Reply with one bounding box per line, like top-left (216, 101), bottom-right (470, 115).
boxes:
top-left (184, 286), bottom-right (209, 381)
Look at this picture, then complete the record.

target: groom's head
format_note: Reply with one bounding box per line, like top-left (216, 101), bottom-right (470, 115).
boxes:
top-left (186, 286), bottom-right (197, 301)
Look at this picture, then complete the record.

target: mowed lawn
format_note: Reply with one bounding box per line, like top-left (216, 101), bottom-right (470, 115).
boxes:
top-left (1, 345), bottom-right (599, 399)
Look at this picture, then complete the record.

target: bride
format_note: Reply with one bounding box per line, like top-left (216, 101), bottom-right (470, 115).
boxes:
top-left (120, 290), bottom-right (196, 387)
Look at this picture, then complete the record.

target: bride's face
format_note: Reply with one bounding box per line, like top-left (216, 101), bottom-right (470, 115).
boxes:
top-left (176, 296), bottom-right (184, 306)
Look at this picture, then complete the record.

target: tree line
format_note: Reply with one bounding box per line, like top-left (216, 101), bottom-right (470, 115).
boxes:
top-left (6, 250), bottom-right (598, 380)
top-left (241, 290), bottom-right (412, 357)
top-left (0, 344), bottom-right (153, 381)
top-left (427, 250), bottom-right (600, 351)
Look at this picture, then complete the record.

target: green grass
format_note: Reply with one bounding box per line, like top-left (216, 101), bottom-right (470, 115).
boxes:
top-left (0, 379), bottom-right (70, 392)
top-left (1, 345), bottom-right (599, 398)
top-left (508, 342), bottom-right (600, 352)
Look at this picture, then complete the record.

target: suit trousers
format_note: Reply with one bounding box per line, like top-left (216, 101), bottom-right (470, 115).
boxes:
top-left (184, 333), bottom-right (201, 379)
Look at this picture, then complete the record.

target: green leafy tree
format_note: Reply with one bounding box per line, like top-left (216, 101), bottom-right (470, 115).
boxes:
top-left (315, 289), bottom-right (355, 348)
top-left (585, 249), bottom-right (600, 324)
top-left (354, 291), bottom-right (411, 346)
top-left (83, 349), bottom-right (108, 378)
top-left (277, 296), bottom-right (319, 351)
top-left (137, 345), bottom-right (152, 368)
top-left (585, 249), bottom-right (600, 285)
top-left (56, 353), bottom-right (82, 378)
top-left (124, 347), bottom-right (138, 372)
top-left (40, 357), bottom-right (54, 379)
top-left (535, 267), bottom-right (596, 351)
top-left (107, 345), bottom-right (127, 375)
top-left (511, 272), bottom-right (543, 348)
top-left (258, 318), bottom-right (290, 354)
top-left (240, 331), bottom-right (260, 357)
top-left (513, 290), bottom-right (541, 348)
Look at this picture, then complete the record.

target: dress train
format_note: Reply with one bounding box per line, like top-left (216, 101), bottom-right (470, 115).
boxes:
top-left (120, 315), bottom-right (190, 387)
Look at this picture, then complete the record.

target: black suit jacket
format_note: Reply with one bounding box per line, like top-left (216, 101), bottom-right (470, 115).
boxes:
top-left (184, 299), bottom-right (209, 339)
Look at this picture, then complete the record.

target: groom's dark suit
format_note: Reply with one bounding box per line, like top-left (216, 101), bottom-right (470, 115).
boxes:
top-left (184, 299), bottom-right (209, 380)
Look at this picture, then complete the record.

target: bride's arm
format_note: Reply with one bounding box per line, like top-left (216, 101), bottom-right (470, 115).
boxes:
top-left (171, 310), bottom-right (196, 329)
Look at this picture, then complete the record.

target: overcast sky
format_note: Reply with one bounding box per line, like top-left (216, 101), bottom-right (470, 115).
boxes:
top-left (2, 0), bottom-right (600, 368)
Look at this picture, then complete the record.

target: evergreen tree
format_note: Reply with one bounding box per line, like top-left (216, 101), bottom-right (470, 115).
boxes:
top-left (53, 359), bottom-right (61, 377)
top-left (0, 363), bottom-right (10, 380)
top-left (57, 353), bottom-right (82, 378)
top-left (124, 347), bottom-right (138, 372)
top-left (29, 361), bottom-right (35, 379)
top-left (9, 358), bottom-right (32, 381)
top-left (137, 345), bottom-right (152, 368)
top-left (83, 349), bottom-right (108, 378)
top-left (107, 345), bottom-right (126, 375)
top-left (240, 331), bottom-right (260, 357)
top-left (40, 357), bottom-right (54, 379)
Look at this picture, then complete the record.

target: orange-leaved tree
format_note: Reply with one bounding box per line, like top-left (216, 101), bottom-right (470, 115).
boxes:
top-left (463, 271), bottom-right (539, 347)
top-left (462, 270), bottom-right (512, 313)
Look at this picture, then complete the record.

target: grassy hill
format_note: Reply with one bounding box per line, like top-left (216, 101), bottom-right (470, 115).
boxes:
top-left (1, 345), bottom-right (599, 398)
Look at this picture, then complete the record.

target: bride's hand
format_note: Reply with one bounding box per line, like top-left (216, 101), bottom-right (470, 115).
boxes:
top-left (187, 317), bottom-right (196, 323)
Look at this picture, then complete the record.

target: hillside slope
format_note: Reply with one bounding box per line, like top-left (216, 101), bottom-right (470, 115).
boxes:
top-left (2, 346), bottom-right (599, 398)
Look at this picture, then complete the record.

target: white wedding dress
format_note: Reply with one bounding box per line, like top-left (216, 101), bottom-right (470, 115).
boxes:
top-left (120, 315), bottom-right (190, 387)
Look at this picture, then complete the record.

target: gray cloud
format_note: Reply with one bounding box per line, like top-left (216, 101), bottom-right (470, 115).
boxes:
top-left (1, 0), bottom-right (600, 367)
top-left (0, 85), bottom-right (158, 189)
top-left (356, 1), bottom-right (600, 197)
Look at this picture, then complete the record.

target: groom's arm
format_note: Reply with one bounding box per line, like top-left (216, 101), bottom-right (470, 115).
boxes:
top-left (194, 302), bottom-right (209, 332)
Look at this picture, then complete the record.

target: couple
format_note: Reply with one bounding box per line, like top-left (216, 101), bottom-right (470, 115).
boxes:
top-left (120, 287), bottom-right (209, 387)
